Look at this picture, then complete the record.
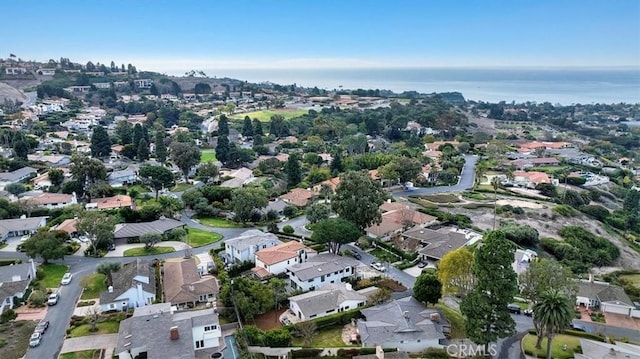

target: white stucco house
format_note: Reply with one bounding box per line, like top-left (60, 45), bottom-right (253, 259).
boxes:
top-left (286, 253), bottom-right (359, 292)
top-left (100, 259), bottom-right (155, 312)
top-left (252, 241), bottom-right (317, 279)
top-left (224, 230), bottom-right (282, 264)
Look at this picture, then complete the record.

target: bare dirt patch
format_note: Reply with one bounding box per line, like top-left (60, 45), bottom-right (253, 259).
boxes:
top-left (495, 199), bottom-right (543, 209)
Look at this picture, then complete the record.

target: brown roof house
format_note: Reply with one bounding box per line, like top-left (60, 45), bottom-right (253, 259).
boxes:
top-left (366, 202), bottom-right (437, 240)
top-left (163, 258), bottom-right (218, 310)
top-left (252, 241), bottom-right (317, 279)
top-left (280, 188), bottom-right (319, 207)
top-left (86, 194), bottom-right (134, 210)
top-left (403, 227), bottom-right (474, 262)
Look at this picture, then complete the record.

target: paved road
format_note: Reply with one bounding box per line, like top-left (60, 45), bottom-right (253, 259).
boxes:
top-left (494, 314), bottom-right (534, 359)
top-left (278, 215), bottom-right (312, 238)
top-left (392, 154), bottom-right (478, 198)
top-left (572, 319), bottom-right (640, 342)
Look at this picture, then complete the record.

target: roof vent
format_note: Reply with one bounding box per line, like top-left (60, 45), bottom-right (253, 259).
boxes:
top-left (318, 268), bottom-right (322, 272)
top-left (170, 326), bottom-right (179, 340)
top-left (124, 342), bottom-right (131, 347)
top-left (403, 311), bottom-right (410, 319)
top-left (124, 334), bottom-right (132, 339)
top-left (108, 286), bottom-right (113, 293)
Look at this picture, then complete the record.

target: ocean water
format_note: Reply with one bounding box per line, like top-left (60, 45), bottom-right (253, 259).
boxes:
top-left (200, 67), bottom-right (640, 105)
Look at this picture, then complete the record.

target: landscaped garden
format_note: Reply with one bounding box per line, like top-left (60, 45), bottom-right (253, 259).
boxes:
top-left (187, 228), bottom-right (223, 247)
top-left (123, 246), bottom-right (175, 257)
top-left (522, 334), bottom-right (581, 359)
top-left (369, 248), bottom-right (401, 263)
top-left (291, 326), bottom-right (356, 348)
top-left (79, 273), bottom-right (107, 299)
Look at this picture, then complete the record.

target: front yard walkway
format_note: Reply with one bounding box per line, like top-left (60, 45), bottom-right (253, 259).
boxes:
top-left (60, 333), bottom-right (117, 355)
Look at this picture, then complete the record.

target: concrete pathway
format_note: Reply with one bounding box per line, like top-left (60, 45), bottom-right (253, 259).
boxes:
top-left (14, 305), bottom-right (47, 321)
top-left (104, 241), bottom-right (190, 257)
top-left (60, 333), bottom-right (117, 354)
top-left (73, 300), bottom-right (100, 316)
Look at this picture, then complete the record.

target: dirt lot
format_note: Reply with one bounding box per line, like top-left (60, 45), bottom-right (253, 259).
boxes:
top-left (495, 199), bottom-right (544, 209)
top-left (0, 320), bottom-right (37, 359)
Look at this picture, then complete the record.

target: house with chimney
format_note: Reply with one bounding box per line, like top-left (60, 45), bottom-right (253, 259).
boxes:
top-left (357, 297), bottom-right (448, 353)
top-left (224, 230), bottom-right (282, 265)
top-left (251, 241), bottom-right (317, 279)
top-left (575, 275), bottom-right (639, 318)
top-left (0, 260), bottom-right (37, 314)
top-left (115, 302), bottom-right (223, 359)
top-left (288, 283), bottom-right (368, 321)
top-left (162, 258), bottom-right (218, 310)
top-left (100, 259), bottom-right (155, 312)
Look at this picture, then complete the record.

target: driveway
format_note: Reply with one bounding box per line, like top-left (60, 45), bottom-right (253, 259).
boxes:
top-left (392, 154), bottom-right (477, 198)
top-left (602, 312), bottom-right (640, 330)
top-left (60, 333), bottom-right (117, 355)
top-left (573, 319), bottom-right (640, 342)
top-left (14, 305), bottom-right (47, 321)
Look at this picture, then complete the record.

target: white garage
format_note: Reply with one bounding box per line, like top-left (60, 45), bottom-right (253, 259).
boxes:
top-left (601, 301), bottom-right (633, 316)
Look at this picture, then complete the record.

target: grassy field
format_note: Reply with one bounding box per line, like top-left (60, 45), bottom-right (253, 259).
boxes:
top-left (187, 228), bottom-right (223, 247)
top-left (291, 326), bottom-right (357, 348)
top-left (435, 303), bottom-right (466, 339)
top-left (200, 149), bottom-right (217, 163)
top-left (127, 184), bottom-right (150, 195)
top-left (196, 216), bottom-right (246, 228)
top-left (68, 322), bottom-right (120, 338)
top-left (40, 263), bottom-right (69, 289)
top-left (80, 273), bottom-right (107, 300)
top-left (123, 246), bottom-right (175, 257)
top-left (522, 334), bottom-right (581, 359)
top-left (60, 350), bottom-right (100, 359)
top-left (0, 321), bottom-right (37, 359)
top-left (619, 274), bottom-right (640, 287)
top-left (171, 183), bottom-right (193, 192)
top-left (230, 109), bottom-right (308, 122)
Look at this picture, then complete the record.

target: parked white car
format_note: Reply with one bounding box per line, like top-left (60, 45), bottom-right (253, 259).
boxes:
top-left (371, 262), bottom-right (386, 272)
top-left (61, 272), bottom-right (72, 285)
top-left (47, 292), bottom-right (59, 306)
top-left (29, 332), bottom-right (41, 347)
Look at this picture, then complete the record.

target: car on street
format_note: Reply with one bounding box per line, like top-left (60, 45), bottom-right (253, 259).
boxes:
top-left (34, 320), bottom-right (49, 335)
top-left (108, 243), bottom-right (116, 251)
top-left (29, 332), bottom-right (41, 347)
top-left (351, 252), bottom-right (362, 260)
top-left (523, 308), bottom-right (533, 317)
top-left (78, 236), bottom-right (89, 243)
top-left (507, 304), bottom-right (522, 314)
top-left (371, 262), bottom-right (386, 272)
top-left (47, 292), bottom-right (59, 306)
top-left (61, 272), bottom-right (73, 285)
top-left (418, 262), bottom-right (428, 268)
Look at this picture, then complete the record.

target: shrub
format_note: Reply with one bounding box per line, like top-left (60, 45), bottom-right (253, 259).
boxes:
top-left (501, 224), bottom-right (539, 246)
top-left (29, 290), bottom-right (46, 307)
top-left (0, 309), bottom-right (17, 323)
top-left (374, 240), bottom-right (417, 261)
top-left (283, 205), bottom-right (297, 217)
top-left (228, 260), bottom-right (255, 277)
top-left (579, 205), bottom-right (610, 221)
top-left (291, 349), bottom-right (323, 358)
top-left (552, 204), bottom-right (578, 217)
top-left (311, 308), bottom-right (363, 329)
top-left (282, 225), bottom-right (295, 234)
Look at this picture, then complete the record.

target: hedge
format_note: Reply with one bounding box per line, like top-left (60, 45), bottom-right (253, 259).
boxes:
top-left (373, 240), bottom-right (417, 261)
top-left (311, 308), bottom-right (363, 329)
top-left (0, 258), bottom-right (22, 266)
top-left (528, 328), bottom-right (606, 342)
top-left (291, 349), bottom-right (322, 358)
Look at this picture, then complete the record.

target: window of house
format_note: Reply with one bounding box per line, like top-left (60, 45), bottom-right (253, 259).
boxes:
top-left (310, 314), bottom-right (316, 318)
top-left (345, 267), bottom-right (350, 272)
top-left (195, 339), bottom-right (204, 348)
top-left (357, 302), bottom-right (364, 307)
top-left (326, 309), bottom-right (334, 313)
top-left (204, 325), bottom-right (217, 331)
top-left (287, 260), bottom-right (289, 264)
top-left (109, 303), bottom-right (116, 310)
top-left (308, 279), bottom-right (313, 283)
top-left (321, 275), bottom-right (325, 282)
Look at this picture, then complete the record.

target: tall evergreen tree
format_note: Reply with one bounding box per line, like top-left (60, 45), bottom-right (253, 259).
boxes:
top-left (216, 136), bottom-right (230, 164)
top-left (154, 131), bottom-right (167, 163)
top-left (242, 116), bottom-right (253, 137)
top-left (218, 115), bottom-right (229, 136)
top-left (132, 124), bottom-right (144, 149)
top-left (137, 139), bottom-right (150, 161)
top-left (252, 118), bottom-right (263, 136)
top-left (253, 134), bottom-right (264, 147)
top-left (285, 153), bottom-right (302, 187)
top-left (460, 230), bottom-right (518, 352)
top-left (90, 126), bottom-right (112, 158)
top-left (12, 140), bottom-right (28, 160)
top-left (330, 151), bottom-right (344, 175)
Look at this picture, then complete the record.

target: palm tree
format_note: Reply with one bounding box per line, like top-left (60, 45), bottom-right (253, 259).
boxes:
top-left (491, 176), bottom-right (501, 229)
top-left (533, 289), bottom-right (574, 358)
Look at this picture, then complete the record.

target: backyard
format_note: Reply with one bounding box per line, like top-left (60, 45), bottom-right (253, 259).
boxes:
top-left (68, 321), bottom-right (120, 338)
top-left (0, 320), bottom-right (37, 359)
top-left (60, 350), bottom-right (101, 359)
top-left (230, 109), bottom-right (308, 122)
top-left (80, 273), bottom-right (107, 299)
top-left (187, 228), bottom-right (224, 247)
top-left (123, 247), bottom-right (175, 257)
top-left (291, 326), bottom-right (357, 348)
top-left (522, 334), bottom-right (581, 359)
top-left (200, 149), bottom-right (217, 163)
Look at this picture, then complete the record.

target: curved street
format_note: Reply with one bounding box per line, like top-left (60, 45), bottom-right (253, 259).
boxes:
top-left (5, 154), bottom-right (482, 358)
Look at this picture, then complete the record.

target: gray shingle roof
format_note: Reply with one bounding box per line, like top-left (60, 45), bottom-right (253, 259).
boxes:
top-left (225, 230), bottom-right (281, 251)
top-left (100, 259), bottom-right (155, 303)
top-left (0, 217), bottom-right (47, 235)
top-left (289, 283), bottom-right (366, 317)
top-left (113, 218), bottom-right (185, 239)
top-left (288, 253), bottom-right (359, 281)
top-left (576, 279), bottom-right (633, 306)
top-left (0, 262), bottom-right (33, 283)
top-left (357, 297), bottom-right (446, 347)
top-left (0, 167), bottom-right (37, 182)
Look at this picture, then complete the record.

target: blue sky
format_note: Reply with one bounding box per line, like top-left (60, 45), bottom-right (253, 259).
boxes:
top-left (1, 0), bottom-right (639, 71)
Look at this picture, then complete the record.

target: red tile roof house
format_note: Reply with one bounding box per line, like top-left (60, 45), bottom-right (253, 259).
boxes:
top-left (251, 241), bottom-right (317, 279)
top-left (86, 195), bottom-right (134, 210)
top-left (366, 202), bottom-right (438, 241)
top-left (279, 188), bottom-right (319, 207)
top-left (511, 171), bottom-right (557, 189)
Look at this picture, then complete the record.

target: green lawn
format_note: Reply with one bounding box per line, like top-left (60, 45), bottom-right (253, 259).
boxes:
top-left (196, 216), bottom-right (246, 228)
top-left (200, 150), bottom-right (217, 163)
top-left (620, 274), bottom-right (640, 287)
top-left (80, 273), bottom-right (107, 299)
top-left (291, 326), bottom-right (357, 348)
top-left (230, 109), bottom-right (308, 122)
top-left (0, 242), bottom-right (7, 250)
top-left (39, 263), bottom-right (69, 289)
top-left (171, 183), bottom-right (193, 192)
top-left (127, 184), bottom-right (150, 195)
top-left (522, 334), bottom-right (581, 359)
top-left (369, 248), bottom-right (401, 263)
top-left (68, 322), bottom-right (120, 338)
top-left (187, 228), bottom-right (223, 247)
top-left (123, 246), bottom-right (175, 257)
top-left (60, 350), bottom-right (100, 359)
top-left (435, 303), bottom-right (466, 339)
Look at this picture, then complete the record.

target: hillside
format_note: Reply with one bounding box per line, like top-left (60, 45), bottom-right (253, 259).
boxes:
top-left (0, 82), bottom-right (28, 104)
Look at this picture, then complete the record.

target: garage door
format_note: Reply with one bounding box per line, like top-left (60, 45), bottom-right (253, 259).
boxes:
top-left (602, 302), bottom-right (631, 315)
